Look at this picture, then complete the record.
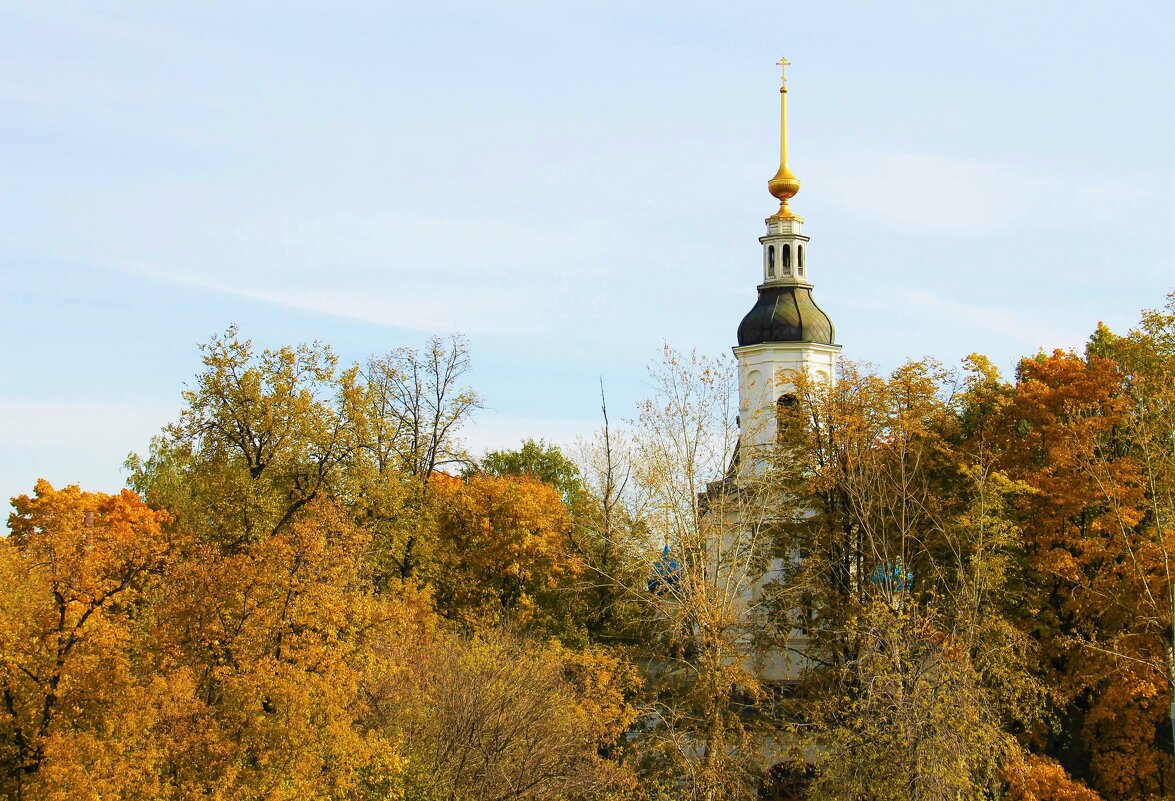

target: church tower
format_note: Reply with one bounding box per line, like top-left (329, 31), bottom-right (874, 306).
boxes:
top-left (735, 59), bottom-right (840, 462)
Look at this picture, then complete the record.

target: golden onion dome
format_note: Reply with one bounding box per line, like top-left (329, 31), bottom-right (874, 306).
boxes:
top-left (769, 164), bottom-right (801, 204)
top-left (768, 58), bottom-right (801, 220)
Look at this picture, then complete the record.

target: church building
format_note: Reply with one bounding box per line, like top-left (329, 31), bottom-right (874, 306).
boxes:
top-left (725, 57), bottom-right (841, 713)
top-left (735, 58), bottom-right (839, 465)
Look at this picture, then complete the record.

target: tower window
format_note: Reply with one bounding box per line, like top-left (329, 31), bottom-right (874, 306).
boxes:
top-left (782, 244), bottom-right (791, 272)
top-left (767, 245), bottom-right (775, 277)
top-left (798, 245), bottom-right (805, 277)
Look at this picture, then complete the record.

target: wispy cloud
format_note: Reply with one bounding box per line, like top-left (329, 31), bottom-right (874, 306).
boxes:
top-left (913, 288), bottom-right (1083, 350)
top-left (813, 151), bottom-right (1153, 236)
top-left (6, 205), bottom-right (618, 335)
top-left (840, 287), bottom-right (1090, 355)
top-left (0, 398), bottom-right (176, 505)
top-left (229, 282), bottom-right (560, 336)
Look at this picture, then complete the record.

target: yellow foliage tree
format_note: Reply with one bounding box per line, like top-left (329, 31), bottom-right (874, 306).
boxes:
top-left (431, 472), bottom-right (580, 629)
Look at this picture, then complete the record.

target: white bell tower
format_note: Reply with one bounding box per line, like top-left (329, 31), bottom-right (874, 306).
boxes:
top-left (734, 58), bottom-right (840, 467)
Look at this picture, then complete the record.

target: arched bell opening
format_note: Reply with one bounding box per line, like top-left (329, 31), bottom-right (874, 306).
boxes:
top-left (776, 393), bottom-right (800, 443)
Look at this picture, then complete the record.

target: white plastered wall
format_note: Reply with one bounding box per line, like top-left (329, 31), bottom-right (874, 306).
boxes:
top-left (731, 340), bottom-right (840, 684)
top-left (734, 340), bottom-right (839, 458)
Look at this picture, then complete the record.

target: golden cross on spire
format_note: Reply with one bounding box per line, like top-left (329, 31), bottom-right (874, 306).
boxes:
top-left (777, 56), bottom-right (790, 88)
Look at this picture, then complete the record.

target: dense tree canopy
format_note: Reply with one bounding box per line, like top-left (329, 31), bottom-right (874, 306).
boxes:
top-left (3, 295), bottom-right (1173, 800)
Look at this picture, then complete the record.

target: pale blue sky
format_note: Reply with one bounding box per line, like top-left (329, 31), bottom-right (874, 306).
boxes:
top-left (2, 1), bottom-right (1172, 504)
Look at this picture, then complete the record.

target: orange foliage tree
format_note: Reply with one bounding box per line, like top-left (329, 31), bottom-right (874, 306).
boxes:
top-left (1006, 754), bottom-right (1104, 801)
top-left (1, 484), bottom-right (428, 799)
top-left (994, 297), bottom-right (1175, 800)
top-left (1, 481), bottom-right (171, 800)
top-left (137, 497), bottom-right (419, 799)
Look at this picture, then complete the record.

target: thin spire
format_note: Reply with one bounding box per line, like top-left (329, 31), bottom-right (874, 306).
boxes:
top-left (768, 56), bottom-right (801, 220)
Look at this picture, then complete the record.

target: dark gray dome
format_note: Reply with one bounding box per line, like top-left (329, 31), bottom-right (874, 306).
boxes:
top-left (737, 285), bottom-right (835, 347)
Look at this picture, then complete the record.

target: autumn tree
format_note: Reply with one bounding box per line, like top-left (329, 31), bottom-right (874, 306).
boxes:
top-left (360, 334), bottom-right (481, 482)
top-left (993, 296), bottom-right (1175, 798)
top-left (430, 472), bottom-right (581, 631)
top-left (356, 334), bottom-right (482, 583)
top-left (628, 346), bottom-right (777, 800)
top-left (136, 496), bottom-right (421, 799)
top-left (1, 481), bottom-right (171, 800)
top-left (128, 329), bottom-right (482, 591)
top-left (766, 359), bottom-right (1042, 800)
top-left (472, 422), bottom-right (652, 646)
top-left (1005, 754), bottom-right (1105, 801)
top-left (126, 327), bottom-right (362, 550)
top-left (569, 388), bottom-right (652, 646)
top-left (365, 630), bottom-right (639, 801)
top-left (7, 330), bottom-right (653, 800)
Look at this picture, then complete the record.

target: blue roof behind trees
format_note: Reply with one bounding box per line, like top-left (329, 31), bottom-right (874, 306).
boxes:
top-left (647, 545), bottom-right (681, 594)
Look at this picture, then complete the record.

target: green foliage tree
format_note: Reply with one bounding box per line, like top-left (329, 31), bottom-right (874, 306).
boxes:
top-left (126, 326), bottom-right (362, 550)
top-left (476, 438), bottom-right (584, 503)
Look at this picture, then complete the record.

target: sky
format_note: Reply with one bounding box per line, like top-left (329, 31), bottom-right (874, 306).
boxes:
top-left (2, 0), bottom-right (1172, 505)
